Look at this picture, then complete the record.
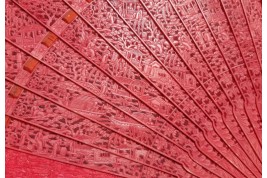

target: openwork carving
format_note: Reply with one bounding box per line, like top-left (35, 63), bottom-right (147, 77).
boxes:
top-left (5, 0), bottom-right (261, 177)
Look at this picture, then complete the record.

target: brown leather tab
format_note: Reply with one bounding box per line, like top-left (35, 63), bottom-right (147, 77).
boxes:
top-left (5, 115), bottom-right (10, 127)
top-left (62, 10), bottom-right (77, 24)
top-left (23, 57), bottom-right (39, 73)
top-left (41, 32), bottom-right (58, 47)
top-left (9, 85), bottom-right (23, 98)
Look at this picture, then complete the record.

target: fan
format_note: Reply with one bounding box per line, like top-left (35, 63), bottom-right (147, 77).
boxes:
top-left (5, 0), bottom-right (262, 177)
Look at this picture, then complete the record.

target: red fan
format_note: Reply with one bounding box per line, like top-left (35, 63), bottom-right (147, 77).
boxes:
top-left (5, 0), bottom-right (262, 177)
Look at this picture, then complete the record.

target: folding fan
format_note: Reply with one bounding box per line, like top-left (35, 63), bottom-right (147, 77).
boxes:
top-left (5, 0), bottom-right (262, 177)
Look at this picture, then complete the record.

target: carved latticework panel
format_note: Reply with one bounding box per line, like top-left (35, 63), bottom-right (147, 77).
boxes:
top-left (5, 0), bottom-right (261, 177)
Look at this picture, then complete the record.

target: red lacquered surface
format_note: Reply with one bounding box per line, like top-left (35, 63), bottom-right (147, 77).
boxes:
top-left (5, 0), bottom-right (261, 177)
top-left (6, 148), bottom-right (120, 178)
